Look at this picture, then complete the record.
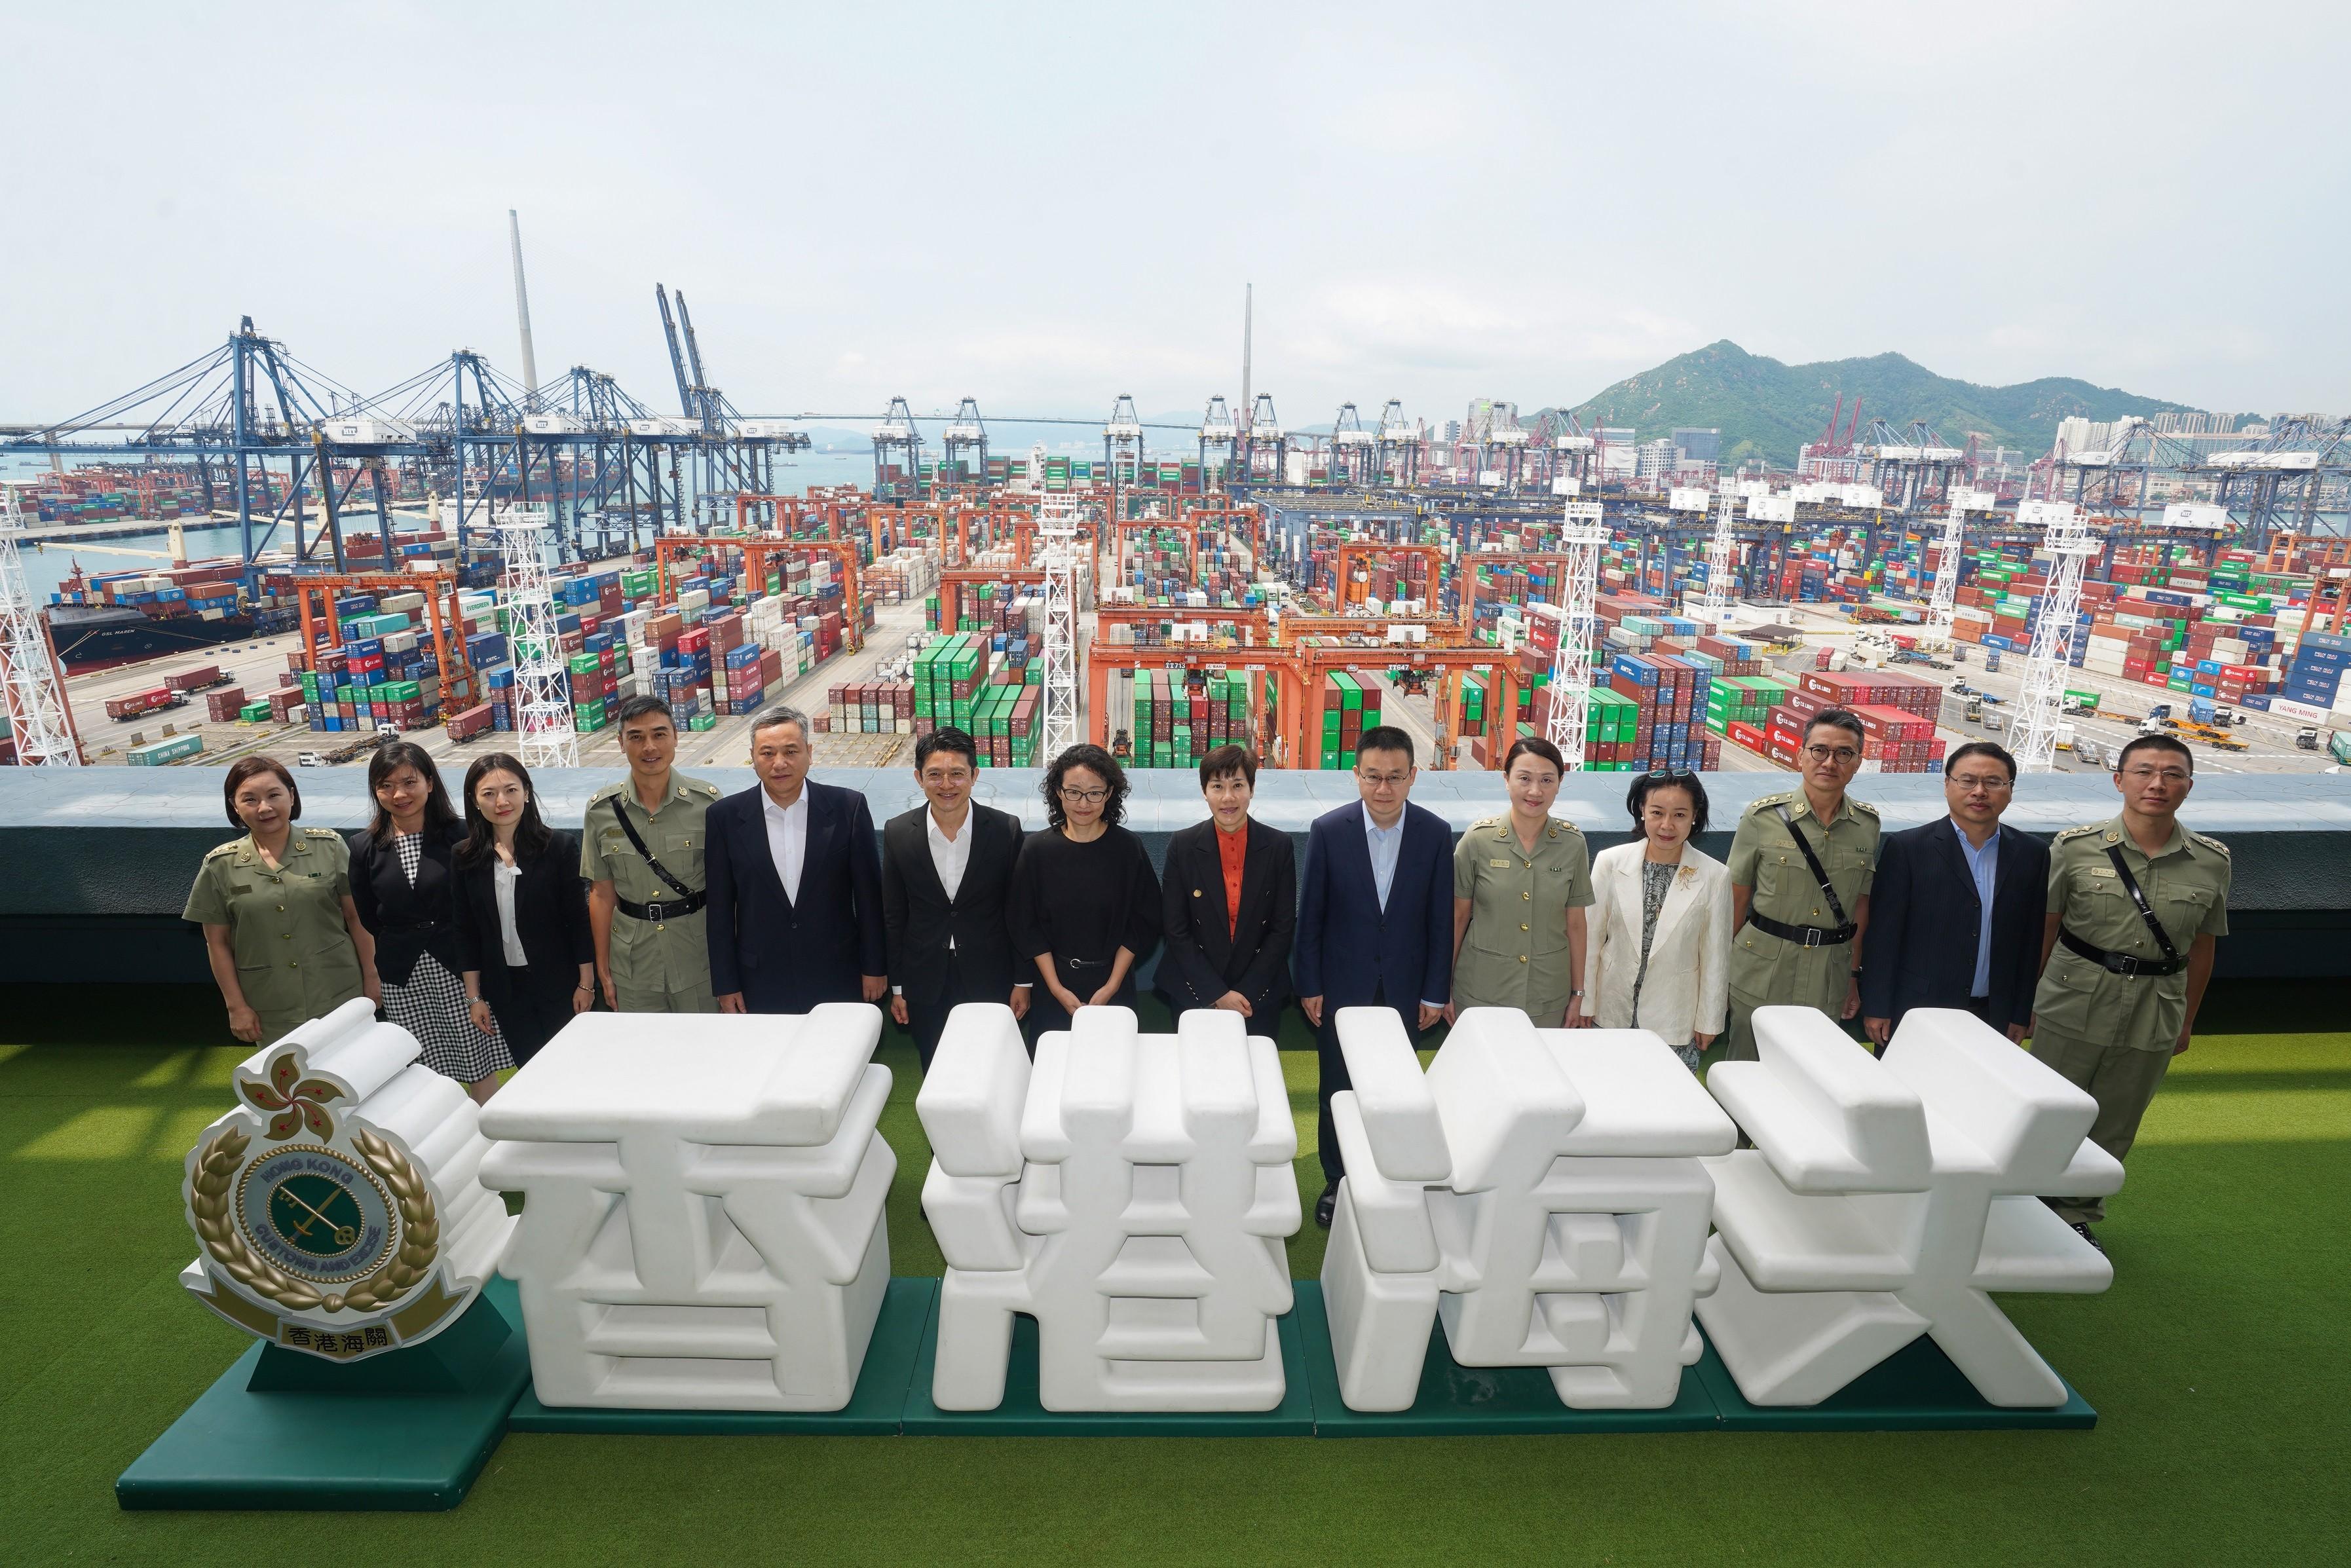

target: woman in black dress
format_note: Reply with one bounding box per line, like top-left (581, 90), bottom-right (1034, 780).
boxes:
top-left (1008, 743), bottom-right (1161, 1047)
top-left (453, 753), bottom-right (597, 1068)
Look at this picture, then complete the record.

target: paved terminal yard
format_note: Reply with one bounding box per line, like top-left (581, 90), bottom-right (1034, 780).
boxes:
top-left (54, 595), bottom-right (2348, 780)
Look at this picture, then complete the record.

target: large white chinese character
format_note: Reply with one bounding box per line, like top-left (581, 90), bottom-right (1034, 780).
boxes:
top-left (919, 1004), bottom-right (1298, 1411)
top-left (478, 1005), bottom-right (895, 1411)
top-left (1699, 1005), bottom-right (2122, 1407)
top-left (1322, 1007), bottom-right (1737, 1411)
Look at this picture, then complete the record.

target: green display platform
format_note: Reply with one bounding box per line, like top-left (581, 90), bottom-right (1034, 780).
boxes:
top-left (1291, 1281), bottom-right (1721, 1436)
top-left (899, 1284), bottom-right (1318, 1436)
top-left (115, 1279), bottom-right (532, 1512)
top-left (507, 1277), bottom-right (935, 1435)
top-left (1692, 1335), bottom-right (2098, 1431)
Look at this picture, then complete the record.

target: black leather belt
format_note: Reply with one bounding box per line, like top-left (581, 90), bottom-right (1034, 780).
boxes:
top-left (2059, 927), bottom-right (2185, 979)
top-left (1747, 910), bottom-right (1857, 948)
top-left (616, 891), bottom-right (705, 923)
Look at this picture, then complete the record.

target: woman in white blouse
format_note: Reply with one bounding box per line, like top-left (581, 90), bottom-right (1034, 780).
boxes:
top-left (1579, 770), bottom-right (1731, 1070)
top-left (454, 753), bottom-right (597, 1072)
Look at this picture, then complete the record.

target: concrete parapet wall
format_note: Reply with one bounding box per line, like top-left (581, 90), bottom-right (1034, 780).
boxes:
top-left (5, 770), bottom-right (2346, 986)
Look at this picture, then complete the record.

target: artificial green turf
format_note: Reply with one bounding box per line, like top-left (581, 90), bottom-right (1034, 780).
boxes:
top-left (2, 982), bottom-right (2346, 1565)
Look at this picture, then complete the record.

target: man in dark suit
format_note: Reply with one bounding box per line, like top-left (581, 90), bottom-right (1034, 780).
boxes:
top-left (1861, 739), bottom-right (2049, 1047)
top-left (1294, 726), bottom-right (1454, 1228)
top-left (880, 727), bottom-right (1030, 1069)
top-left (1156, 745), bottom-right (1295, 1036)
top-left (706, 705), bottom-right (886, 1015)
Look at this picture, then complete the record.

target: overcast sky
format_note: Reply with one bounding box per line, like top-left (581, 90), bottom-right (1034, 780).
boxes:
top-left (8, 2), bottom-right (2347, 432)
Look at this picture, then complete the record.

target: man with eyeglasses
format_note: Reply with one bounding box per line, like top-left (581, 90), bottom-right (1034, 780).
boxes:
top-left (1723, 709), bottom-right (1881, 1060)
top-left (1860, 740), bottom-right (2048, 1048)
top-left (1294, 726), bottom-right (1454, 1229)
top-left (2027, 732), bottom-right (2229, 1251)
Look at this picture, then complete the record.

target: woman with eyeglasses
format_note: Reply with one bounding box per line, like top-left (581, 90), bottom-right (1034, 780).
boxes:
top-left (1008, 743), bottom-right (1163, 1047)
top-left (1723, 708), bottom-right (1881, 1060)
top-left (1580, 770), bottom-right (1731, 1070)
top-left (1448, 736), bottom-right (1594, 1028)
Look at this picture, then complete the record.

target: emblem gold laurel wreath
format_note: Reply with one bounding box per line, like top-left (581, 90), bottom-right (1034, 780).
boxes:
top-left (191, 1125), bottom-right (441, 1315)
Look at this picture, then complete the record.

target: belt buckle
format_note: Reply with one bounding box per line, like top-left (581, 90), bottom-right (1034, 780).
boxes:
top-left (645, 899), bottom-right (668, 924)
top-left (1801, 928), bottom-right (1822, 949)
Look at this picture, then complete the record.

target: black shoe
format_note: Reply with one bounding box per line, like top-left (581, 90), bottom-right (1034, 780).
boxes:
top-left (1314, 1181), bottom-right (1338, 1229)
top-left (2071, 1222), bottom-right (2104, 1254)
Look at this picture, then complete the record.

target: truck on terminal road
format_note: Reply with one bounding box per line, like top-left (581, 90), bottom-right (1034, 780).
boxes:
top-left (162, 665), bottom-right (229, 693)
top-left (103, 687), bottom-right (186, 722)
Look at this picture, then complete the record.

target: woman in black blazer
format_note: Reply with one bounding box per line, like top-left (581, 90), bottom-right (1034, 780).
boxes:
top-left (1154, 747), bottom-right (1295, 1037)
top-left (453, 752), bottom-right (596, 1068)
top-left (350, 741), bottom-right (510, 1100)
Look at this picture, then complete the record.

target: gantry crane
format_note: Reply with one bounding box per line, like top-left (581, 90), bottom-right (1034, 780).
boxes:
top-left (942, 398), bottom-right (988, 486)
top-left (1239, 394), bottom-right (1286, 482)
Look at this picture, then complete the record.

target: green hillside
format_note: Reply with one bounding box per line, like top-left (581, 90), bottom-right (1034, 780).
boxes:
top-left (1547, 340), bottom-right (2197, 469)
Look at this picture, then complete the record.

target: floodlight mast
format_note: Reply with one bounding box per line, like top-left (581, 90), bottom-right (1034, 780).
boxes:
top-left (1037, 498), bottom-right (1085, 760)
top-left (1535, 500), bottom-right (1608, 770)
top-left (2012, 500), bottom-right (2097, 773)
top-left (1927, 486), bottom-right (1993, 651)
top-left (497, 502), bottom-right (580, 768)
top-left (0, 482), bottom-right (81, 766)
top-left (1697, 483), bottom-right (1740, 628)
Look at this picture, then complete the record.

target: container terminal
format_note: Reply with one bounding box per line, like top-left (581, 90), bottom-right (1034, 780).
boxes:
top-left (4, 313), bottom-right (2349, 782)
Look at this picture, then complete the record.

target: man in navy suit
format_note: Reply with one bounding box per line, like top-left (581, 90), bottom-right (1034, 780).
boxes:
top-left (1294, 725), bottom-right (1454, 1228)
top-left (706, 705), bottom-right (887, 1015)
top-left (1861, 739), bottom-right (2050, 1047)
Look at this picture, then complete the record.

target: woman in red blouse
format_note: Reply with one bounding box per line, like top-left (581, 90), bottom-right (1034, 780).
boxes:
top-left (1154, 745), bottom-right (1296, 1036)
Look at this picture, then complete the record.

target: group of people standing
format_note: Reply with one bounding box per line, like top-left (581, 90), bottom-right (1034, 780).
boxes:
top-left (187, 696), bottom-right (2227, 1248)
top-left (188, 743), bottom-right (593, 1103)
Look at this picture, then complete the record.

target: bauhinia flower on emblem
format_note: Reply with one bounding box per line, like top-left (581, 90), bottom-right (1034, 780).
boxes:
top-left (239, 1051), bottom-right (345, 1141)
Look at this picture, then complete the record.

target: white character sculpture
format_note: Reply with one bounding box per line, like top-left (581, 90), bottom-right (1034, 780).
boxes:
top-left (478, 1005), bottom-right (895, 1411)
top-left (918, 1004), bottom-right (1299, 1412)
top-left (1699, 1005), bottom-right (2122, 1408)
top-left (1321, 1006), bottom-right (1738, 1411)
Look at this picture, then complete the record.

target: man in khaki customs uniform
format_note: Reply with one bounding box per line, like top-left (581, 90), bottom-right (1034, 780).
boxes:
top-left (1723, 709), bottom-right (1880, 1060)
top-left (2031, 732), bottom-right (2227, 1250)
top-left (583, 695), bottom-right (724, 1013)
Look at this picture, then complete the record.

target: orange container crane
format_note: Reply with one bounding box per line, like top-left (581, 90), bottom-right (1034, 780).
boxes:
top-left (1085, 643), bottom-right (1281, 755)
top-left (1330, 540), bottom-right (1448, 616)
top-left (1093, 602), bottom-right (1273, 648)
top-left (938, 566), bottom-right (1045, 634)
top-left (1266, 641), bottom-right (1522, 772)
top-left (744, 538), bottom-right (867, 653)
top-left (292, 570), bottom-right (475, 719)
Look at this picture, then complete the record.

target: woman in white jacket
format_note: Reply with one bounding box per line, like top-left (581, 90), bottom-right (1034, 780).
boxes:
top-left (1579, 770), bottom-right (1730, 1070)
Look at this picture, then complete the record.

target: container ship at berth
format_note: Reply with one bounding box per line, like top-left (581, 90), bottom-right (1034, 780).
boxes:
top-left (41, 529), bottom-right (494, 673)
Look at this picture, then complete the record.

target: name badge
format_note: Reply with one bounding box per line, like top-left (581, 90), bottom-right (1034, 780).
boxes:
top-left (2089, 868), bottom-right (2116, 878)
top-left (1491, 859), bottom-right (1511, 867)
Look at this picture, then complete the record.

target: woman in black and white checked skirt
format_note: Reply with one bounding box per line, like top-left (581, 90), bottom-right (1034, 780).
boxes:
top-left (349, 741), bottom-right (514, 1102)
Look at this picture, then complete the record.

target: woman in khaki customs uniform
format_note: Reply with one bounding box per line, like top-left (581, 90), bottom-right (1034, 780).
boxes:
top-left (1448, 736), bottom-right (1594, 1028)
top-left (185, 756), bottom-right (380, 1047)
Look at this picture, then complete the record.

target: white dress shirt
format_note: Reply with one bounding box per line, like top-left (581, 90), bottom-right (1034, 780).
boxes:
top-left (492, 857), bottom-right (528, 966)
top-left (763, 788), bottom-right (808, 905)
top-left (928, 808), bottom-right (973, 905)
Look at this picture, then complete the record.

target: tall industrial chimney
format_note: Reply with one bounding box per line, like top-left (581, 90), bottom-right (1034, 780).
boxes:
top-left (509, 209), bottom-right (540, 405)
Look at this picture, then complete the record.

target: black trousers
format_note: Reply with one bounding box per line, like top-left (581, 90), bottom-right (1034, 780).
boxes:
top-left (489, 964), bottom-right (583, 1066)
top-left (1316, 988), bottom-right (1420, 1184)
top-left (903, 950), bottom-right (1023, 1072)
top-left (1019, 955), bottom-right (1136, 1053)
